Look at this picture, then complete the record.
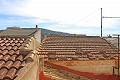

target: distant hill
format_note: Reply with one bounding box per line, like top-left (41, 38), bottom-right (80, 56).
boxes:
top-left (0, 26), bottom-right (86, 36)
top-left (40, 28), bottom-right (86, 36)
top-left (40, 28), bottom-right (71, 36)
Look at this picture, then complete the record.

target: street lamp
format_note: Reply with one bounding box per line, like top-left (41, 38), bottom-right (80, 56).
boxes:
top-left (113, 34), bottom-right (120, 77)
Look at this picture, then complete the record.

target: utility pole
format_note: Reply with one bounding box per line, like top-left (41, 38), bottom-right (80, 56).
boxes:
top-left (100, 8), bottom-right (120, 37)
top-left (101, 8), bottom-right (102, 37)
top-left (102, 8), bottom-right (120, 77)
top-left (113, 34), bottom-right (120, 77)
top-left (118, 35), bottom-right (120, 77)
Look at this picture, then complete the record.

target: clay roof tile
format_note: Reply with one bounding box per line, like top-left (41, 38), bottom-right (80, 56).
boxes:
top-left (0, 61), bottom-right (5, 68)
top-left (5, 68), bottom-right (17, 79)
top-left (9, 55), bottom-right (17, 61)
top-left (2, 50), bottom-right (8, 55)
top-left (20, 61), bottom-right (25, 68)
top-left (2, 61), bottom-right (13, 69)
top-left (12, 46), bottom-right (18, 51)
top-left (1, 55), bottom-right (10, 61)
top-left (0, 68), bottom-right (7, 79)
top-left (16, 43), bottom-right (21, 47)
top-left (11, 61), bottom-right (21, 69)
top-left (3, 38), bottom-right (6, 40)
top-left (0, 55), bottom-right (3, 59)
top-left (0, 43), bottom-right (5, 46)
top-left (0, 37), bottom-right (31, 79)
top-left (15, 50), bottom-right (20, 55)
top-left (16, 55), bottom-right (23, 62)
top-left (10, 43), bottom-right (15, 47)
top-left (1, 46), bottom-right (6, 50)
top-left (6, 46), bottom-right (12, 50)
top-left (5, 43), bottom-right (10, 46)
top-left (8, 50), bottom-right (15, 55)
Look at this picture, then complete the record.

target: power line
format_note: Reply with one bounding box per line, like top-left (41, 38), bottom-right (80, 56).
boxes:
top-left (101, 9), bottom-right (120, 37)
top-left (103, 16), bottom-right (120, 18)
top-left (78, 8), bottom-right (100, 21)
top-left (72, 8), bottom-right (101, 25)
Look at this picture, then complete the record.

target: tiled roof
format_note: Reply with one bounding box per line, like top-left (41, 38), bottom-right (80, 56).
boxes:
top-left (0, 30), bottom-right (4, 33)
top-left (0, 37), bottom-right (31, 80)
top-left (106, 37), bottom-right (120, 48)
top-left (0, 28), bottom-right (38, 37)
top-left (38, 35), bottom-right (118, 60)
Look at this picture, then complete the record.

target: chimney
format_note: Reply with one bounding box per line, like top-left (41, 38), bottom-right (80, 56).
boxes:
top-left (36, 25), bottom-right (38, 31)
top-left (108, 34), bottom-right (112, 38)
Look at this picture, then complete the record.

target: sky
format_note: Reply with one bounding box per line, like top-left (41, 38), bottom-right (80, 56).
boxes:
top-left (0, 0), bottom-right (120, 36)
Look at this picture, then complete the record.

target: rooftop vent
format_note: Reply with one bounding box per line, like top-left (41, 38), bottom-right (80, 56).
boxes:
top-left (6, 27), bottom-right (21, 30)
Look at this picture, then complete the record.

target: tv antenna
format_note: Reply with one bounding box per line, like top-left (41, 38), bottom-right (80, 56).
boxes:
top-left (101, 8), bottom-right (120, 37)
top-left (101, 8), bottom-right (120, 77)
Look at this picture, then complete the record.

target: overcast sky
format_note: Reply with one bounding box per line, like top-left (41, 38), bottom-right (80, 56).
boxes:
top-left (0, 0), bottom-right (120, 36)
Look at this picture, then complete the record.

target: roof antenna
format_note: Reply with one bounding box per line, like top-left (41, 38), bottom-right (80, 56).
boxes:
top-left (101, 8), bottom-right (102, 37)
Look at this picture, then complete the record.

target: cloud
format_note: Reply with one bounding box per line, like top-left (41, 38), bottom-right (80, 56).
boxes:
top-left (1, 0), bottom-right (120, 27)
top-left (0, 14), bottom-right (58, 29)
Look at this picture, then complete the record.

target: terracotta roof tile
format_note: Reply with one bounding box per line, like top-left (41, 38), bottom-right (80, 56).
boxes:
top-left (15, 50), bottom-right (20, 55)
top-left (8, 50), bottom-right (15, 55)
top-left (7, 38), bottom-right (11, 40)
top-left (0, 37), bottom-right (32, 79)
top-left (1, 46), bottom-right (6, 50)
top-left (9, 40), bottom-right (13, 43)
top-left (14, 40), bottom-right (18, 43)
top-left (0, 61), bottom-right (5, 68)
top-left (9, 55), bottom-right (17, 61)
top-left (1, 55), bottom-right (10, 61)
top-left (6, 43), bottom-right (10, 46)
top-left (2, 61), bottom-right (13, 69)
top-left (20, 61), bottom-right (25, 68)
top-left (16, 55), bottom-right (23, 62)
top-left (38, 35), bottom-right (118, 60)
top-left (16, 38), bottom-right (20, 40)
top-left (0, 55), bottom-right (3, 59)
top-left (5, 68), bottom-right (17, 79)
top-left (0, 50), bottom-right (2, 53)
top-left (19, 40), bottom-right (24, 44)
top-left (0, 40), bottom-right (3, 43)
top-left (2, 50), bottom-right (8, 55)
top-left (11, 61), bottom-right (21, 69)
top-left (0, 43), bottom-right (5, 46)
top-left (15, 68), bottom-right (22, 77)
top-left (0, 68), bottom-right (7, 79)
top-left (12, 46), bottom-right (18, 51)
top-left (7, 46), bottom-right (12, 50)
top-left (3, 38), bottom-right (6, 40)
top-left (16, 43), bottom-right (21, 47)
top-left (11, 43), bottom-right (15, 47)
